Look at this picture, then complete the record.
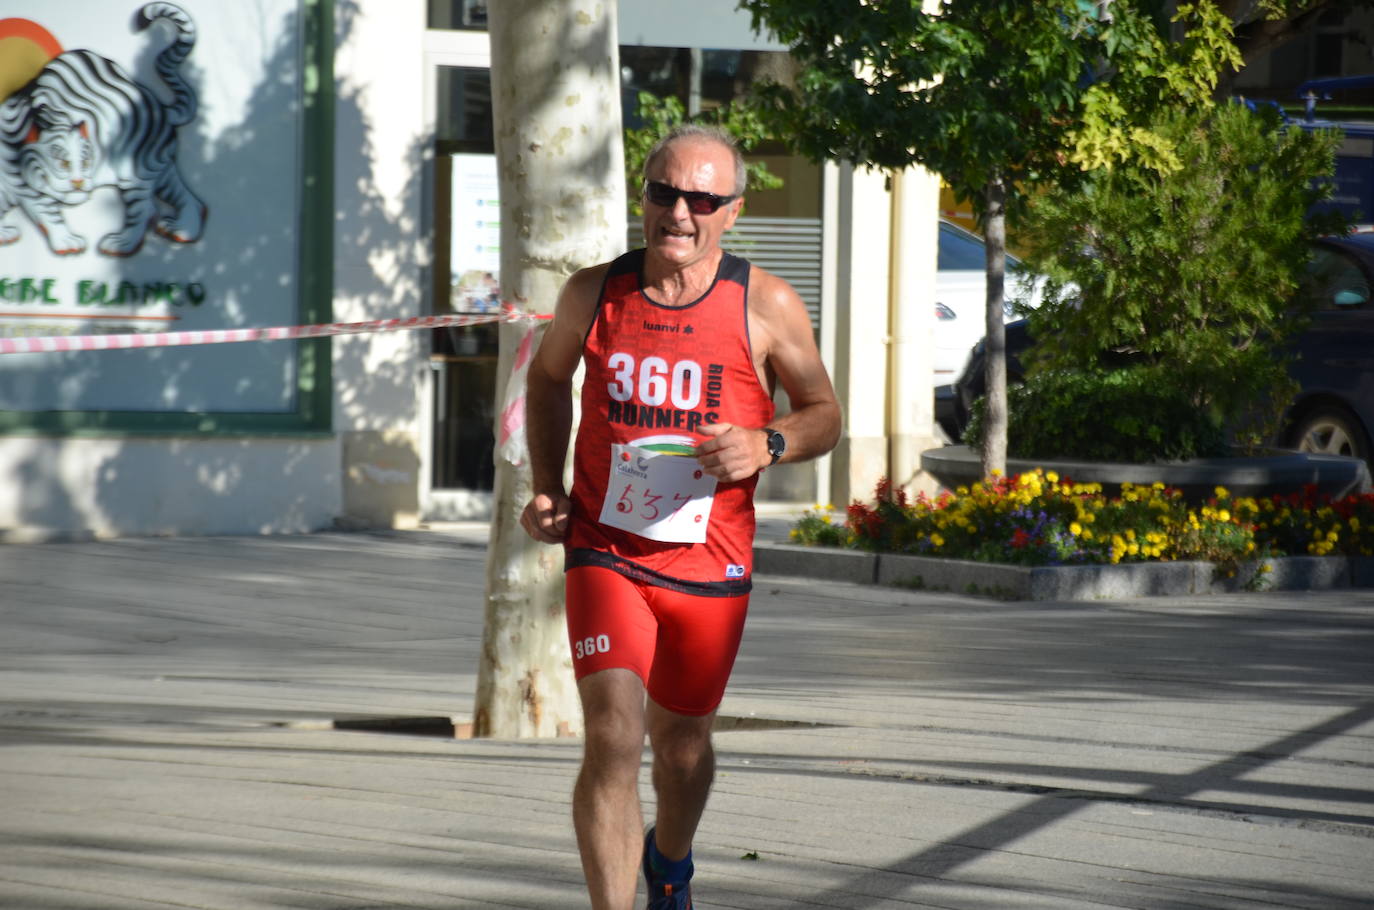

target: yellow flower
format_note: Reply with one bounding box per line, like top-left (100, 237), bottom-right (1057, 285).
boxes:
top-left (1046, 471), bottom-right (1059, 483)
top-left (1070, 522), bottom-right (1083, 536)
top-left (1217, 509), bottom-right (1231, 522)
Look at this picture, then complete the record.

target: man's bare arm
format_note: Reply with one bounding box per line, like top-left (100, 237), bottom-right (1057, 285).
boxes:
top-left (519, 265), bottom-right (605, 543)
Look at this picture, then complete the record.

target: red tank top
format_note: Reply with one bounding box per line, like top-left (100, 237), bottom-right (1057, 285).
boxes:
top-left (565, 249), bottom-right (775, 595)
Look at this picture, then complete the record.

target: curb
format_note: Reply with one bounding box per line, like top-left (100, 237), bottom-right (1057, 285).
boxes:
top-left (753, 542), bottom-right (1374, 601)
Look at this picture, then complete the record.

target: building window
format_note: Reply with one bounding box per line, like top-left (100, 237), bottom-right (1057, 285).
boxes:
top-left (619, 45), bottom-right (817, 220)
top-left (620, 46), bottom-right (798, 122)
top-left (432, 66), bottom-right (498, 491)
top-left (428, 0), bottom-right (487, 31)
top-left (436, 67), bottom-right (494, 151)
top-left (1313, 32), bottom-right (1345, 78)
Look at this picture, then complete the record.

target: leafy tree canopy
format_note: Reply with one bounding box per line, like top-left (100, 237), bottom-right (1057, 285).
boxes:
top-left (1021, 103), bottom-right (1344, 375)
top-left (742, 0), bottom-right (1242, 221)
top-left (1016, 102), bottom-right (1346, 445)
top-left (623, 92), bottom-right (783, 215)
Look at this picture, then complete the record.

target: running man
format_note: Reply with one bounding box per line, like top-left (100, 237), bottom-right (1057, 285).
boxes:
top-left (521, 124), bottom-right (841, 909)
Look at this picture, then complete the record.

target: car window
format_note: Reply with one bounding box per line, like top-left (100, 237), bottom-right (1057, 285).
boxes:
top-left (938, 222), bottom-right (1022, 272)
top-left (1301, 247), bottom-right (1372, 311)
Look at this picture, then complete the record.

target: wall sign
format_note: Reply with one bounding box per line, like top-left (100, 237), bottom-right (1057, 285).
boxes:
top-left (450, 153), bottom-right (500, 312)
top-left (0, 0), bottom-right (331, 430)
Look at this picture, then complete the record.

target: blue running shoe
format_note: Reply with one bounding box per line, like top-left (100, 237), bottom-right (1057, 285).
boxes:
top-left (642, 827), bottom-right (693, 909)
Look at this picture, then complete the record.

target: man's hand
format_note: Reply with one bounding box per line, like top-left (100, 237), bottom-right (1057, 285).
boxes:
top-left (695, 422), bottom-right (770, 483)
top-left (521, 492), bottom-right (572, 544)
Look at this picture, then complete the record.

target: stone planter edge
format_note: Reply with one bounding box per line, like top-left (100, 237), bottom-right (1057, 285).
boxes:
top-left (755, 542), bottom-right (1374, 602)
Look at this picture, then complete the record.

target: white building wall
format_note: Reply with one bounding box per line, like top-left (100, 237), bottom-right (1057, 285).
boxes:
top-left (0, 0), bottom-right (430, 541)
top-left (331, 0), bottom-right (430, 529)
top-left (0, 436), bottom-right (340, 541)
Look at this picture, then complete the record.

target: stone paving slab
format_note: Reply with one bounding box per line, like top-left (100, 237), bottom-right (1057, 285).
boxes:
top-left (2, 531), bottom-right (1373, 908)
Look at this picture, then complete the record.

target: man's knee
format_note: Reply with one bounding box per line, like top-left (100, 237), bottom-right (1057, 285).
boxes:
top-left (647, 707), bottom-right (715, 774)
top-left (578, 668), bottom-right (648, 774)
top-left (583, 717), bottom-right (645, 773)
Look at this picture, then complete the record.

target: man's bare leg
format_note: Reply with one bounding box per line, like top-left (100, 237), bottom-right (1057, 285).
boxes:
top-left (573, 669), bottom-right (648, 909)
top-left (646, 699), bottom-right (717, 862)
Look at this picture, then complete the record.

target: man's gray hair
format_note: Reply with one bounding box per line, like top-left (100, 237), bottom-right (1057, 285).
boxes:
top-left (643, 124), bottom-right (747, 197)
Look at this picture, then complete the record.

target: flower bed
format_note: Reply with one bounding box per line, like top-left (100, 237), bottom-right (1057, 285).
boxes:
top-left (791, 472), bottom-right (1374, 572)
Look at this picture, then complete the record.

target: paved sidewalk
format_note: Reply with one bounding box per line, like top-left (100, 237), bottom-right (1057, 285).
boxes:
top-left (2, 528), bottom-right (1372, 908)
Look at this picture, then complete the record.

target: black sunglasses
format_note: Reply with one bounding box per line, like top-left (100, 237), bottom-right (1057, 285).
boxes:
top-left (643, 181), bottom-right (737, 215)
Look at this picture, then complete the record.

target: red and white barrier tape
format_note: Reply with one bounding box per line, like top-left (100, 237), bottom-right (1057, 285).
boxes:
top-left (0, 307), bottom-right (550, 356)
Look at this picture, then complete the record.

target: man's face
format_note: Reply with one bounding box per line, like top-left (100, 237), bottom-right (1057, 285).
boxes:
top-left (642, 138), bottom-right (743, 272)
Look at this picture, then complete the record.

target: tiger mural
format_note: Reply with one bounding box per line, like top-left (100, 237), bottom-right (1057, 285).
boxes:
top-left (0, 3), bottom-right (207, 257)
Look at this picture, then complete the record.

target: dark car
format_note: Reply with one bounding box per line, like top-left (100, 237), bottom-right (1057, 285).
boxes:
top-left (938, 232), bottom-right (1374, 468)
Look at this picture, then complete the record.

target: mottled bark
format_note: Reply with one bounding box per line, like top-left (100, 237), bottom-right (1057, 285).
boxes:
top-left (980, 177), bottom-right (1008, 480)
top-left (473, 0), bottom-right (626, 738)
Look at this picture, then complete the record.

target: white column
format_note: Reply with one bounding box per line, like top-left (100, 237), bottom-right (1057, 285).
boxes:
top-left (888, 165), bottom-right (943, 494)
top-left (829, 163), bottom-right (892, 507)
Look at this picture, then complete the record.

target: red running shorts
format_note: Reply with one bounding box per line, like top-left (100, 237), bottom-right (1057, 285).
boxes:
top-left (564, 565), bottom-right (750, 716)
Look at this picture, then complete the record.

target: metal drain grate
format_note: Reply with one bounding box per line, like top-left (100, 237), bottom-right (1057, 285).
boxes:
top-left (278, 713), bottom-right (831, 739)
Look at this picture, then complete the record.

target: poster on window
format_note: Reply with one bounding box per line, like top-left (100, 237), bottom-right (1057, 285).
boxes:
top-left (450, 153), bottom-right (500, 313)
top-left (0, 0), bottom-right (310, 415)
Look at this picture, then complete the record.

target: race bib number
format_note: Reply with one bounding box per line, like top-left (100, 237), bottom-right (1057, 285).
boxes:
top-left (598, 443), bottom-right (717, 543)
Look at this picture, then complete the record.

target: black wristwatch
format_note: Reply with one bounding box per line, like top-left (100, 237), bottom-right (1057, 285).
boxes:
top-left (763, 427), bottom-right (786, 466)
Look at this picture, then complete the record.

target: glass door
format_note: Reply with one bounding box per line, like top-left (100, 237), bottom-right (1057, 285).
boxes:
top-left (423, 33), bottom-right (499, 515)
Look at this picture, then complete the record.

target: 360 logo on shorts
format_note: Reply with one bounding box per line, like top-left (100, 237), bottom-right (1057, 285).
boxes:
top-left (574, 634), bottom-right (611, 660)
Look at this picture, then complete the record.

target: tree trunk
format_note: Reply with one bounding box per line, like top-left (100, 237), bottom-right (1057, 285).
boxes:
top-left (980, 176), bottom-right (1008, 479)
top-left (474, 0), bottom-right (626, 739)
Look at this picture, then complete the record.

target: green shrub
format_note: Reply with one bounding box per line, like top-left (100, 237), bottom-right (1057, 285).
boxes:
top-left (965, 367), bottom-right (1230, 462)
top-left (978, 102), bottom-right (1347, 462)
